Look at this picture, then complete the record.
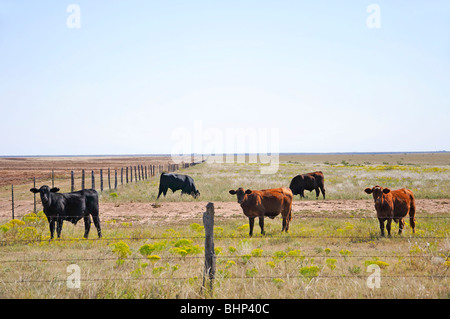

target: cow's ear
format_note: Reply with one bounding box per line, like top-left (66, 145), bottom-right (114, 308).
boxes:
top-left (245, 189), bottom-right (252, 194)
top-left (383, 188), bottom-right (391, 194)
top-left (364, 188), bottom-right (373, 194)
top-left (50, 187), bottom-right (60, 193)
top-left (30, 188), bottom-right (39, 193)
top-left (229, 190), bottom-right (237, 195)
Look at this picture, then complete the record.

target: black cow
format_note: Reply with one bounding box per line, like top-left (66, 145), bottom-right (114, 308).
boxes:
top-left (30, 185), bottom-right (102, 239)
top-left (289, 171), bottom-right (326, 200)
top-left (157, 173), bottom-right (200, 199)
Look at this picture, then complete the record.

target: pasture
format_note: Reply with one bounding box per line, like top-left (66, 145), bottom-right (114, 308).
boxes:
top-left (0, 153), bottom-right (449, 299)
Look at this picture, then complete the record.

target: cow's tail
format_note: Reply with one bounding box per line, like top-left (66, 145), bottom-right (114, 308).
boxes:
top-left (409, 193), bottom-right (416, 233)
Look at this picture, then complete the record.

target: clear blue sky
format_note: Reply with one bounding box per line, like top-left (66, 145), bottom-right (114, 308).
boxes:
top-left (1, 1), bottom-right (449, 156)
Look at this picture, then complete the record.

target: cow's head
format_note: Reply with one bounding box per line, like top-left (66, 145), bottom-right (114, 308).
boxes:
top-left (192, 190), bottom-right (200, 199)
top-left (364, 185), bottom-right (390, 202)
top-left (229, 188), bottom-right (252, 204)
top-left (30, 185), bottom-right (60, 205)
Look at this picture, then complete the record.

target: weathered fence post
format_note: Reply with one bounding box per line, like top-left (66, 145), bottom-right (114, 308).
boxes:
top-left (126, 167), bottom-right (129, 184)
top-left (71, 171), bottom-right (75, 192)
top-left (108, 168), bottom-right (111, 190)
top-left (121, 167), bottom-right (123, 185)
top-left (91, 170), bottom-right (95, 189)
top-left (81, 169), bottom-right (85, 190)
top-left (202, 202), bottom-right (216, 296)
top-left (100, 169), bottom-right (103, 192)
top-left (51, 169), bottom-right (55, 188)
top-left (114, 169), bottom-right (117, 189)
top-left (11, 184), bottom-right (14, 219)
top-left (134, 166), bottom-right (137, 183)
top-left (33, 177), bottom-right (36, 213)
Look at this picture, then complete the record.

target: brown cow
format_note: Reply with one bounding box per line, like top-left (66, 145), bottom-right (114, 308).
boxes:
top-left (229, 187), bottom-right (293, 237)
top-left (364, 185), bottom-right (416, 237)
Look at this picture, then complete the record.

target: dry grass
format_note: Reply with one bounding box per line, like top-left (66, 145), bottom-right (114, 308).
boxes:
top-left (0, 153), bottom-right (449, 299)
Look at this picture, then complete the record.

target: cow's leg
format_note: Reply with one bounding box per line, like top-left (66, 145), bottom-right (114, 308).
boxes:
top-left (56, 218), bottom-right (63, 238)
top-left (386, 218), bottom-right (392, 237)
top-left (84, 215), bottom-right (91, 239)
top-left (49, 218), bottom-right (56, 239)
top-left (300, 189), bottom-right (305, 199)
top-left (398, 218), bottom-right (405, 235)
top-left (378, 218), bottom-right (385, 237)
top-left (315, 187), bottom-right (320, 199)
top-left (92, 215), bottom-right (102, 238)
top-left (320, 186), bottom-right (326, 200)
top-left (258, 217), bottom-right (265, 235)
top-left (248, 217), bottom-right (255, 237)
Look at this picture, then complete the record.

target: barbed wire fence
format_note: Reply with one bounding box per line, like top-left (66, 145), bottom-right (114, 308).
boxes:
top-left (0, 203), bottom-right (448, 294)
top-left (5, 159), bottom-right (206, 219)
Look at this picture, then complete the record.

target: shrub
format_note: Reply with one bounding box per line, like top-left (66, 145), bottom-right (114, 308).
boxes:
top-left (110, 241), bottom-right (132, 265)
top-left (299, 266), bottom-right (321, 280)
top-left (326, 258), bottom-right (337, 271)
top-left (251, 248), bottom-right (263, 257)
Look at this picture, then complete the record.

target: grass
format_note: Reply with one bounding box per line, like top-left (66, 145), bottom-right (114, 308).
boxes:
top-left (0, 207), bottom-right (448, 298)
top-left (0, 154), bottom-right (449, 299)
top-left (98, 159), bottom-right (450, 204)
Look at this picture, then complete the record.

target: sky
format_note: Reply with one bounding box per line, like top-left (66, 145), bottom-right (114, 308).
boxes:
top-left (0, 1), bottom-right (449, 156)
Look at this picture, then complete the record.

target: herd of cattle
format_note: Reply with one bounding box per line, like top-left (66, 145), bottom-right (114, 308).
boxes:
top-left (29, 170), bottom-right (416, 239)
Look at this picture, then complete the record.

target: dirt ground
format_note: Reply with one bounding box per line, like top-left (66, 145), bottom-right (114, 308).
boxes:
top-left (0, 156), bottom-right (174, 187)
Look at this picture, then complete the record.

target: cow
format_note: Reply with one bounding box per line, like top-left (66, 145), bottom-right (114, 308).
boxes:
top-left (30, 185), bottom-right (102, 239)
top-left (289, 171), bottom-right (325, 200)
top-left (364, 185), bottom-right (416, 237)
top-left (157, 172), bottom-right (200, 199)
top-left (229, 187), bottom-right (293, 237)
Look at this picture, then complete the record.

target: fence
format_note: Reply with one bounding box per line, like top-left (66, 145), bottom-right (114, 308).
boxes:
top-left (7, 160), bottom-right (200, 219)
top-left (1, 202), bottom-right (449, 297)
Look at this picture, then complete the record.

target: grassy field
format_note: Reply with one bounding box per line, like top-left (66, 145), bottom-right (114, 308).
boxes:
top-left (0, 153), bottom-right (449, 299)
top-left (0, 209), bottom-right (448, 298)
top-left (100, 155), bottom-right (450, 203)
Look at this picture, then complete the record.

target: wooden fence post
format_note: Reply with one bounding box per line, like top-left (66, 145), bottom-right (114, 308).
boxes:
top-left (121, 167), bottom-right (123, 185)
top-left (81, 169), bottom-right (85, 190)
top-left (71, 171), bottom-right (74, 192)
top-left (91, 170), bottom-right (95, 189)
top-left (100, 169), bottom-right (103, 192)
top-left (202, 202), bottom-right (216, 296)
top-left (52, 169), bottom-right (54, 188)
top-left (11, 184), bottom-right (14, 220)
top-left (33, 177), bottom-right (36, 213)
top-left (108, 168), bottom-right (111, 190)
top-left (126, 167), bottom-right (129, 184)
top-left (114, 169), bottom-right (118, 189)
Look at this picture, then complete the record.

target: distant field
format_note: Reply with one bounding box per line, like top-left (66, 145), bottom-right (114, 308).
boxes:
top-left (98, 153), bottom-right (450, 203)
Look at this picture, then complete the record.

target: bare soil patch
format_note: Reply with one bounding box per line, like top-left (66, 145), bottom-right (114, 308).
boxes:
top-left (3, 198), bottom-right (447, 226)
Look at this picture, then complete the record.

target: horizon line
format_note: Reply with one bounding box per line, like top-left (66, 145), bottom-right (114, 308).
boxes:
top-left (0, 150), bottom-right (448, 158)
